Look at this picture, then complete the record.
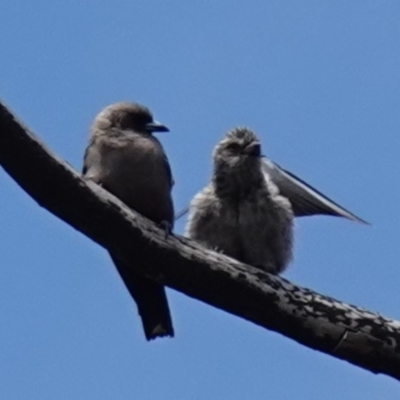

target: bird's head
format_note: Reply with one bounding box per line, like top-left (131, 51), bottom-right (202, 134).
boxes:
top-left (213, 127), bottom-right (262, 168)
top-left (211, 127), bottom-right (265, 194)
top-left (92, 102), bottom-right (169, 134)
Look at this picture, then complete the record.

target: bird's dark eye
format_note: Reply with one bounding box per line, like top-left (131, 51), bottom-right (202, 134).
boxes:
top-left (226, 142), bottom-right (241, 151)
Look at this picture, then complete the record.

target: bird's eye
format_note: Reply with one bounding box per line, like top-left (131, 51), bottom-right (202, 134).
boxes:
top-left (227, 142), bottom-right (241, 151)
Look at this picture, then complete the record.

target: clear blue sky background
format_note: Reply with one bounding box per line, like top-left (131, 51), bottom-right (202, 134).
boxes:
top-left (0, 1), bottom-right (399, 399)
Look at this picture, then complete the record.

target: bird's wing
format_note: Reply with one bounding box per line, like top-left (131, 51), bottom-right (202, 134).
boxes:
top-left (262, 158), bottom-right (368, 224)
top-left (81, 140), bottom-right (91, 175)
top-left (163, 154), bottom-right (175, 188)
top-left (82, 136), bottom-right (102, 183)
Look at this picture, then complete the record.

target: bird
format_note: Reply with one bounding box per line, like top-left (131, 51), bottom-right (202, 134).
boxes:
top-left (83, 101), bottom-right (175, 340)
top-left (186, 127), bottom-right (294, 274)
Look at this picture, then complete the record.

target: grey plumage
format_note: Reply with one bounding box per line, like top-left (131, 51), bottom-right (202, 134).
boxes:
top-left (83, 102), bottom-right (174, 340)
top-left (186, 127), bottom-right (294, 274)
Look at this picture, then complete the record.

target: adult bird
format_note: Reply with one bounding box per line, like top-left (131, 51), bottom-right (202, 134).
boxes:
top-left (83, 102), bottom-right (174, 340)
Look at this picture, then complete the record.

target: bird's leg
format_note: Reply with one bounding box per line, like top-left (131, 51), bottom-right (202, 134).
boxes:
top-left (159, 220), bottom-right (173, 239)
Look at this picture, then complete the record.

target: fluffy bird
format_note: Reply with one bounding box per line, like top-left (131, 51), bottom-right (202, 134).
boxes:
top-left (83, 102), bottom-right (174, 340)
top-left (186, 127), bottom-right (294, 274)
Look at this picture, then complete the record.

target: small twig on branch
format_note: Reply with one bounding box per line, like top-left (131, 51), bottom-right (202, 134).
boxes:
top-left (0, 100), bottom-right (399, 381)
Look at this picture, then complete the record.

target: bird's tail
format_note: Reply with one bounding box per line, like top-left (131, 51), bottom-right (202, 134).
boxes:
top-left (110, 254), bottom-right (174, 341)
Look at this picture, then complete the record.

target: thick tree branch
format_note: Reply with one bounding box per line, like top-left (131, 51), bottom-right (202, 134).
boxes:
top-left (0, 100), bottom-right (399, 381)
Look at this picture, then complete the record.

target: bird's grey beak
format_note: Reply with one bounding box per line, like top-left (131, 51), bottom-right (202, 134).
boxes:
top-left (244, 142), bottom-right (261, 156)
top-left (146, 120), bottom-right (169, 132)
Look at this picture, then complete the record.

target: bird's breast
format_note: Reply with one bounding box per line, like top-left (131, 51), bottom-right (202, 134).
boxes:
top-left (99, 138), bottom-right (173, 224)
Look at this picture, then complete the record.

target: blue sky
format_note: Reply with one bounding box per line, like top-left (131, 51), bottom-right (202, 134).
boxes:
top-left (1, 1), bottom-right (399, 399)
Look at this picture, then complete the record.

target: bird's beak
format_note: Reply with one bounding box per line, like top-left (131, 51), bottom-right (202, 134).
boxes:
top-left (244, 141), bottom-right (261, 156)
top-left (146, 120), bottom-right (169, 132)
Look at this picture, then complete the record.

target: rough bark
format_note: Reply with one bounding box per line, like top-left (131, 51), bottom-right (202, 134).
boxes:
top-left (0, 100), bottom-right (399, 381)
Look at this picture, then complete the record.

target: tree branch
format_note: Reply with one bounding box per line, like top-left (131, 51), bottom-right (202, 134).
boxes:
top-left (0, 100), bottom-right (399, 381)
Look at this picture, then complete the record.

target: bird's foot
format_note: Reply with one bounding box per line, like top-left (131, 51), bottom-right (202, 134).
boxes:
top-left (159, 220), bottom-right (173, 239)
